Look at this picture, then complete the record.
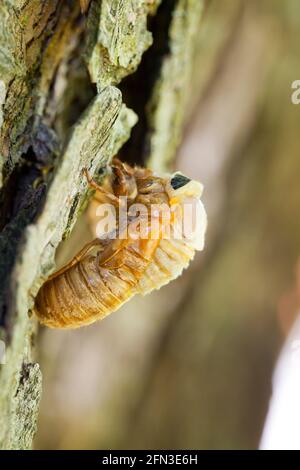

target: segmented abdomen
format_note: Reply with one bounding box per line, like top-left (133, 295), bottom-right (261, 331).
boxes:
top-left (35, 237), bottom-right (195, 328)
top-left (35, 245), bottom-right (151, 328)
top-left (137, 238), bottom-right (195, 295)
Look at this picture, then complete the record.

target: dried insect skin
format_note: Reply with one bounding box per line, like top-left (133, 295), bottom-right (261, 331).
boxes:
top-left (34, 159), bottom-right (207, 328)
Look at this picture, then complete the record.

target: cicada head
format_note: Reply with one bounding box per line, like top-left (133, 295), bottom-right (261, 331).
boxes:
top-left (166, 172), bottom-right (207, 251)
top-left (166, 172), bottom-right (203, 199)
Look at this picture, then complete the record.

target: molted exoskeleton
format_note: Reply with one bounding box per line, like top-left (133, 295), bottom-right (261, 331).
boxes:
top-left (34, 159), bottom-right (207, 328)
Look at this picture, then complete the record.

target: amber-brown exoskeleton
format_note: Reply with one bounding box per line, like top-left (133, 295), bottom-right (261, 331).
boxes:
top-left (34, 158), bottom-right (207, 328)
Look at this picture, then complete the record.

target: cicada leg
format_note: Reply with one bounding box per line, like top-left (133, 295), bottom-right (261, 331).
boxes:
top-left (48, 239), bottom-right (106, 280)
top-left (84, 169), bottom-right (120, 205)
top-left (111, 159), bottom-right (137, 200)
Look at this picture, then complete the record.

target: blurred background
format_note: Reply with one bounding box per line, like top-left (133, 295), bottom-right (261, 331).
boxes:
top-left (35, 0), bottom-right (300, 449)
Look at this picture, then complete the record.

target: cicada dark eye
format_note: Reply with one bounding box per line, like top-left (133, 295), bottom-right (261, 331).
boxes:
top-left (170, 174), bottom-right (191, 190)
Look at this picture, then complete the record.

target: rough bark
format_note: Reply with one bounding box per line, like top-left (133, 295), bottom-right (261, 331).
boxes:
top-left (0, 0), bottom-right (204, 449)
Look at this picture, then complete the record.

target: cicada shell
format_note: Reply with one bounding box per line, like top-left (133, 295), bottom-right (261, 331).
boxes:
top-left (34, 159), bottom-right (207, 328)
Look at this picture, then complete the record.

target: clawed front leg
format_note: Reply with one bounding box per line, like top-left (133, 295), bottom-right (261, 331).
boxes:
top-left (48, 238), bottom-right (105, 280)
top-left (84, 168), bottom-right (120, 205)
